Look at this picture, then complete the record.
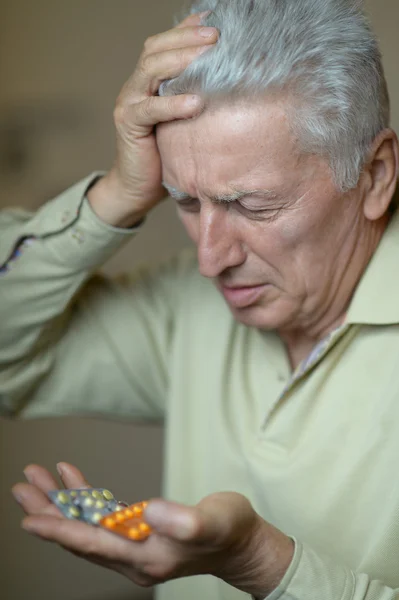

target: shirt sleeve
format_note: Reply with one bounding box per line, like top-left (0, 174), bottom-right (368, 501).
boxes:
top-left (264, 540), bottom-right (398, 600)
top-left (0, 173), bottom-right (193, 422)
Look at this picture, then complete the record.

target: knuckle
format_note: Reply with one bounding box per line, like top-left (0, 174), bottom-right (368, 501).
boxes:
top-left (135, 574), bottom-right (157, 588)
top-left (177, 47), bottom-right (191, 71)
top-left (139, 53), bottom-right (153, 76)
top-left (113, 102), bottom-right (126, 126)
top-left (143, 562), bottom-right (172, 583)
top-left (140, 98), bottom-right (153, 119)
top-left (164, 96), bottom-right (178, 116)
top-left (143, 34), bottom-right (156, 53)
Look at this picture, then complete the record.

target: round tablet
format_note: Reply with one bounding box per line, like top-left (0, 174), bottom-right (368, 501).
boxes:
top-left (57, 492), bottom-right (69, 505)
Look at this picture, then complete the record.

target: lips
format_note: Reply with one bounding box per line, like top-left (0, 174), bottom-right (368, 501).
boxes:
top-left (219, 283), bottom-right (267, 308)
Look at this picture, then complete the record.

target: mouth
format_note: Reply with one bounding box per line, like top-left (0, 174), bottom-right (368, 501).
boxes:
top-left (218, 282), bottom-right (267, 308)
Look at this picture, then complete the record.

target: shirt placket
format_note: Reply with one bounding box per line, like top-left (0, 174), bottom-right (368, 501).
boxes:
top-left (261, 324), bottom-right (351, 430)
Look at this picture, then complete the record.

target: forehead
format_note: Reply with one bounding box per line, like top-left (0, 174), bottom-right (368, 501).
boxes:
top-left (156, 100), bottom-right (302, 196)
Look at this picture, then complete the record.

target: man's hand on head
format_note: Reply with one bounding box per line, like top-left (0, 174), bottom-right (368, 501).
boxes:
top-left (12, 462), bottom-right (294, 596)
top-left (88, 12), bottom-right (218, 229)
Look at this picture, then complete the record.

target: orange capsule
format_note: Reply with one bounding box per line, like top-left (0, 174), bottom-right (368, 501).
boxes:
top-left (124, 509), bottom-right (134, 518)
top-left (103, 517), bottom-right (115, 528)
top-left (141, 501), bottom-right (149, 509)
top-left (115, 512), bottom-right (125, 523)
top-left (133, 506), bottom-right (143, 516)
top-left (128, 527), bottom-right (141, 540)
top-left (139, 522), bottom-right (151, 534)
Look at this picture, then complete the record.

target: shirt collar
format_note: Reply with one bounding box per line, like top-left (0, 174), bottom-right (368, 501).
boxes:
top-left (346, 205), bottom-right (399, 326)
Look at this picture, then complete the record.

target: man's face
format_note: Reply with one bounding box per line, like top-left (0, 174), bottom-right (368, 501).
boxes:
top-left (156, 101), bottom-right (362, 332)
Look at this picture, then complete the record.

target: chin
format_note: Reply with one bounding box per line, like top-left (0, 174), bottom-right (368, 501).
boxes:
top-left (229, 303), bottom-right (293, 330)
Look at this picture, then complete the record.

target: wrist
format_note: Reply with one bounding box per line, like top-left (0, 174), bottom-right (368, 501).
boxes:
top-left (87, 171), bottom-right (147, 229)
top-left (222, 516), bottom-right (294, 599)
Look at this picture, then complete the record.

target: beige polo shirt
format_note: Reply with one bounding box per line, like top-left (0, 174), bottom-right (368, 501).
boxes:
top-left (1, 175), bottom-right (399, 600)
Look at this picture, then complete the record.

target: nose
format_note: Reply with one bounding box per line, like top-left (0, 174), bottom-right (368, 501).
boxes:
top-left (197, 204), bottom-right (246, 278)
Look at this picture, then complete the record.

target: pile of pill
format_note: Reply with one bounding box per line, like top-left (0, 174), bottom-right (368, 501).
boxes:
top-left (100, 501), bottom-right (152, 541)
top-left (48, 489), bottom-right (152, 542)
top-left (48, 488), bottom-right (121, 524)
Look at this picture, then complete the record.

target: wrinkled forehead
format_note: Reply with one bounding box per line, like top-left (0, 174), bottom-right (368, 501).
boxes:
top-left (156, 100), bottom-right (305, 196)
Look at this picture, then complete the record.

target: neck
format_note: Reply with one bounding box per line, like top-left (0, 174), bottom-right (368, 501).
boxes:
top-left (279, 215), bottom-right (389, 371)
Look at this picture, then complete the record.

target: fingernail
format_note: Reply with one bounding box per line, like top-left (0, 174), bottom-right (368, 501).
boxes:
top-left (145, 503), bottom-right (195, 539)
top-left (23, 469), bottom-right (33, 484)
top-left (56, 463), bottom-right (64, 476)
top-left (22, 520), bottom-right (38, 533)
top-left (185, 95), bottom-right (202, 107)
top-left (12, 491), bottom-right (23, 504)
top-left (144, 502), bottom-right (166, 525)
top-left (174, 514), bottom-right (196, 539)
top-left (199, 27), bottom-right (217, 38)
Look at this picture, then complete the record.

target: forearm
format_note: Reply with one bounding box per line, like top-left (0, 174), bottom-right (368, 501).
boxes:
top-left (0, 174), bottom-right (135, 414)
top-left (242, 530), bottom-right (399, 600)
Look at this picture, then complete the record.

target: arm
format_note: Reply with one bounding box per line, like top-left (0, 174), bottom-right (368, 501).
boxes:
top-left (0, 14), bottom-right (218, 420)
top-left (0, 175), bottom-right (188, 420)
top-left (259, 540), bottom-right (399, 600)
top-left (12, 468), bottom-right (399, 600)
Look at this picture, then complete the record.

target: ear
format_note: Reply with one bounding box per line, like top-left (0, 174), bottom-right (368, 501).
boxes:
top-left (362, 129), bottom-right (399, 221)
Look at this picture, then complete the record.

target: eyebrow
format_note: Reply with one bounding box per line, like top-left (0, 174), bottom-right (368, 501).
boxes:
top-left (162, 182), bottom-right (280, 203)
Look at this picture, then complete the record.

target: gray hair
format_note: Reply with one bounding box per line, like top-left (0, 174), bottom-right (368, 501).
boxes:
top-left (159, 0), bottom-right (391, 192)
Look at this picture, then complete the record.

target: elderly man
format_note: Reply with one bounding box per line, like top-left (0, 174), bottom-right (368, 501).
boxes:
top-left (1, 0), bottom-right (399, 599)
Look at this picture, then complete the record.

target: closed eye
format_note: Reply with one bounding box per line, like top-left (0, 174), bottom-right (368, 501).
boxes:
top-left (176, 198), bottom-right (200, 213)
top-left (235, 203), bottom-right (282, 220)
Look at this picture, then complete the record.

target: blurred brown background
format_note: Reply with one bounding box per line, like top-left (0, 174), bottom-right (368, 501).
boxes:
top-left (0, 1), bottom-right (398, 599)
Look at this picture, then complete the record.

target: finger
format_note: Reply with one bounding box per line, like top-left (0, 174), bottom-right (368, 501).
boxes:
top-left (135, 44), bottom-right (213, 96)
top-left (144, 499), bottom-right (202, 542)
top-left (176, 11), bottom-right (212, 29)
top-left (23, 464), bottom-right (60, 494)
top-left (125, 95), bottom-right (204, 136)
top-left (56, 462), bottom-right (91, 490)
top-left (22, 515), bottom-right (134, 563)
top-left (144, 493), bottom-right (252, 545)
top-left (12, 482), bottom-right (61, 517)
top-left (143, 25), bottom-right (218, 55)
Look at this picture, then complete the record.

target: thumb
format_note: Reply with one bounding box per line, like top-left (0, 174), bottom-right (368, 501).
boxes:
top-left (144, 493), bottom-right (253, 545)
top-left (144, 499), bottom-right (204, 542)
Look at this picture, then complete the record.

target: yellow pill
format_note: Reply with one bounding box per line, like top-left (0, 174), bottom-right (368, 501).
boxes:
top-left (91, 512), bottom-right (103, 524)
top-left (95, 500), bottom-right (105, 509)
top-left (69, 507), bottom-right (80, 518)
top-left (70, 491), bottom-right (78, 497)
top-left (92, 490), bottom-right (102, 500)
top-left (102, 490), bottom-right (114, 501)
top-left (115, 505), bottom-right (123, 512)
top-left (57, 492), bottom-right (69, 504)
top-left (80, 491), bottom-right (90, 497)
top-left (83, 498), bottom-right (94, 507)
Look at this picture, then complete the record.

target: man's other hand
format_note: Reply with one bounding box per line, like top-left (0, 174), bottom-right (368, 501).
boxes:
top-left (12, 462), bottom-right (293, 597)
